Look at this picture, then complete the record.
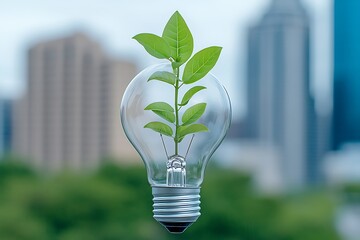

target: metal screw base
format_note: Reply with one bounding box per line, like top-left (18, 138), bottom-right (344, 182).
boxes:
top-left (152, 186), bottom-right (201, 234)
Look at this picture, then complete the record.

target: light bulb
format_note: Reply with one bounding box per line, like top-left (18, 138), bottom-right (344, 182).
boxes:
top-left (120, 63), bottom-right (231, 233)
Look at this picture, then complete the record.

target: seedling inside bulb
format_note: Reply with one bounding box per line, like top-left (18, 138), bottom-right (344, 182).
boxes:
top-left (122, 11), bottom-right (230, 234)
top-left (133, 11), bottom-right (222, 172)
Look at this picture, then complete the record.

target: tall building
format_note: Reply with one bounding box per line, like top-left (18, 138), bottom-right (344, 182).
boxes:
top-left (0, 100), bottom-right (4, 156)
top-left (12, 32), bottom-right (138, 170)
top-left (0, 99), bottom-right (11, 157)
top-left (0, 102), bottom-right (3, 156)
top-left (246, 0), bottom-right (317, 187)
top-left (333, 0), bottom-right (360, 150)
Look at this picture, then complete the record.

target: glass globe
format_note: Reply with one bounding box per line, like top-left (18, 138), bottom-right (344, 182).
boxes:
top-left (120, 63), bottom-right (231, 233)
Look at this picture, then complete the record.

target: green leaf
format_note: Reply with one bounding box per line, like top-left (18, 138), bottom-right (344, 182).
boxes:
top-left (133, 33), bottom-right (171, 59)
top-left (145, 102), bottom-right (175, 123)
top-left (182, 46), bottom-right (222, 84)
top-left (162, 11), bottom-right (193, 65)
top-left (182, 103), bottom-right (206, 126)
top-left (179, 86), bottom-right (206, 106)
top-left (178, 123), bottom-right (208, 139)
top-left (148, 71), bottom-right (176, 85)
top-left (144, 102), bottom-right (174, 112)
top-left (152, 110), bottom-right (175, 123)
top-left (144, 122), bottom-right (173, 137)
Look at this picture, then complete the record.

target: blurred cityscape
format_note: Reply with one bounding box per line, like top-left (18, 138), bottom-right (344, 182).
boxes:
top-left (0, 0), bottom-right (360, 239)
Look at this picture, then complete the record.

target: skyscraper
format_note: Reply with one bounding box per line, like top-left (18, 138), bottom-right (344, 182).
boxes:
top-left (246, 0), bottom-right (317, 187)
top-left (0, 99), bottom-right (11, 157)
top-left (333, 0), bottom-right (360, 150)
top-left (12, 32), bottom-right (138, 170)
top-left (0, 100), bottom-right (4, 156)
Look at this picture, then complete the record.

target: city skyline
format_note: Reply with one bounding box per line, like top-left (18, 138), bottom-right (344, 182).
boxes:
top-left (0, 0), bottom-right (331, 120)
top-left (0, 0), bottom-right (339, 178)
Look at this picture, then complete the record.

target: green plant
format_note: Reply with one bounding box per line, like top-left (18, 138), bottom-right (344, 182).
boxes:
top-left (133, 11), bottom-right (222, 155)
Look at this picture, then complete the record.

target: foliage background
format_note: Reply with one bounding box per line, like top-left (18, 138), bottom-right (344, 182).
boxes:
top-left (0, 157), bottom-right (340, 240)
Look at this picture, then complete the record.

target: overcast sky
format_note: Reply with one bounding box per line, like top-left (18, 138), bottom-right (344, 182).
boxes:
top-left (0, 0), bottom-right (331, 119)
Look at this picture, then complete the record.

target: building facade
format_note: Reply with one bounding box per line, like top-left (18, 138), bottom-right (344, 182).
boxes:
top-left (12, 32), bottom-right (138, 169)
top-left (246, 0), bottom-right (318, 187)
top-left (333, 0), bottom-right (360, 150)
top-left (0, 100), bottom-right (12, 157)
top-left (0, 100), bottom-right (4, 156)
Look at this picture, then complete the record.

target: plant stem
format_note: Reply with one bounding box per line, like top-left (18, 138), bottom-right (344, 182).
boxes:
top-left (174, 66), bottom-right (180, 155)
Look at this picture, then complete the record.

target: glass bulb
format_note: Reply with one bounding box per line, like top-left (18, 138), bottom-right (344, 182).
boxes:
top-left (120, 63), bottom-right (231, 233)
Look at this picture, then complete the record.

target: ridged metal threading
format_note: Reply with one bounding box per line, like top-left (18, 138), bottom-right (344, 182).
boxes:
top-left (152, 186), bottom-right (201, 223)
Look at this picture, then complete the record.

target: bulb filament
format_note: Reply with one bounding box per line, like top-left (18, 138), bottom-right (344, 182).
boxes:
top-left (161, 134), bottom-right (195, 187)
top-left (166, 155), bottom-right (186, 187)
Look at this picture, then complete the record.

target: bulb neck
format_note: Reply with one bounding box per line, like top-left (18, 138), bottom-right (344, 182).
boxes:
top-left (152, 186), bottom-right (201, 234)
